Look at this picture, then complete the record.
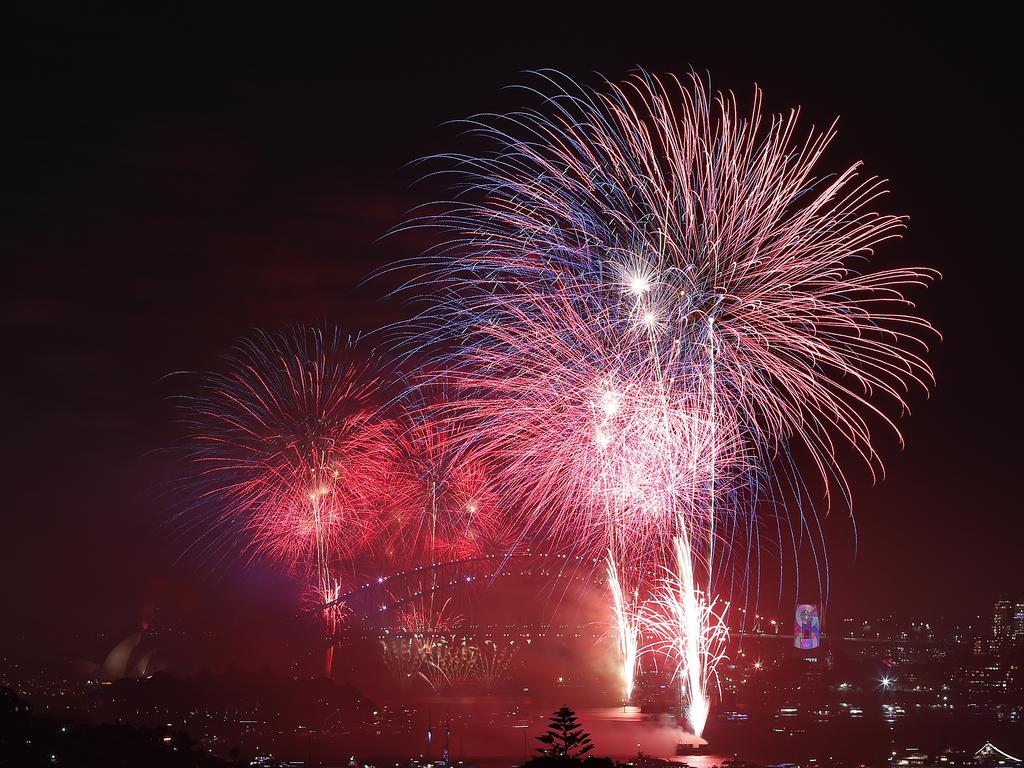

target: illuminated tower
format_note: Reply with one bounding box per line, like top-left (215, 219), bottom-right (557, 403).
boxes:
top-left (794, 604), bottom-right (821, 650)
top-left (993, 599), bottom-right (1013, 643)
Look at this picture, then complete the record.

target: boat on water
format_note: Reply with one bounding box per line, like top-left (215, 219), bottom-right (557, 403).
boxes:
top-left (674, 740), bottom-right (710, 756)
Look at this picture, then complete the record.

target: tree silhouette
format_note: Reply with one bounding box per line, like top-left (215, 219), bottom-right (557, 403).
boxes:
top-left (535, 706), bottom-right (594, 759)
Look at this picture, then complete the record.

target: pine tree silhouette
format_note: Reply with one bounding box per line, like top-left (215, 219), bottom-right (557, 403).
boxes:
top-left (534, 706), bottom-right (594, 759)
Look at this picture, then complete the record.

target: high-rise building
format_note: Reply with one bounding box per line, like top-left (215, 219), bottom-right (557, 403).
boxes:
top-left (1013, 602), bottom-right (1024, 643)
top-left (993, 599), bottom-right (1013, 642)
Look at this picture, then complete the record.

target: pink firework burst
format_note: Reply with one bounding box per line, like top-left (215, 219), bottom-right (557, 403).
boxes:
top-left (399, 69), bottom-right (936, 732)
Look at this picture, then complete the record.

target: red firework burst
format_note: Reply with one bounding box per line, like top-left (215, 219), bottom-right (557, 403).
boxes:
top-left (181, 326), bottom-right (399, 586)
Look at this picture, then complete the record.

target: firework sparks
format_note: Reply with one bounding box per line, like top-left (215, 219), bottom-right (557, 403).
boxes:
top-left (173, 70), bottom-right (935, 724)
top-left (180, 326), bottom-right (399, 676)
top-left (475, 641), bottom-right (518, 691)
top-left (381, 636), bottom-right (427, 688)
top-left (606, 552), bottom-right (641, 703)
top-left (646, 534), bottom-right (730, 739)
top-left (383, 414), bottom-right (506, 565)
top-left (398, 69), bottom-right (936, 733)
top-left (421, 640), bottom-right (479, 690)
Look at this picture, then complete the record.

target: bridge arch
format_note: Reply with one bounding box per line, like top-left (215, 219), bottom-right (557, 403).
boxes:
top-left (329, 551), bottom-right (606, 625)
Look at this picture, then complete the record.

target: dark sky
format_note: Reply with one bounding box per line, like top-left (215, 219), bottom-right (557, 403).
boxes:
top-left (3, 9), bottom-right (1020, 659)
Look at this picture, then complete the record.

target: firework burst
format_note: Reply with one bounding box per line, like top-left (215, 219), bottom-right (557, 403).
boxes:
top-left (382, 413), bottom-right (506, 565)
top-left (398, 69), bottom-right (936, 733)
top-left (180, 326), bottom-right (399, 675)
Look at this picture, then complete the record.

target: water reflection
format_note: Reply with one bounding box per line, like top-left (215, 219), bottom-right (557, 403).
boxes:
top-left (308, 693), bottom-right (1024, 766)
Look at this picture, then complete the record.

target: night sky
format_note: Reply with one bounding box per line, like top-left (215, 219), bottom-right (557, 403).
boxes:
top-left (4, 9), bottom-right (1019, 660)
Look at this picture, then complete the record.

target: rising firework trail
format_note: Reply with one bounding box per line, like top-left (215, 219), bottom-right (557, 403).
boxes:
top-left (179, 325), bottom-right (398, 676)
top-left (647, 534), bottom-right (730, 739)
top-left (606, 551), bottom-right (640, 704)
top-left (396, 69), bottom-right (936, 735)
